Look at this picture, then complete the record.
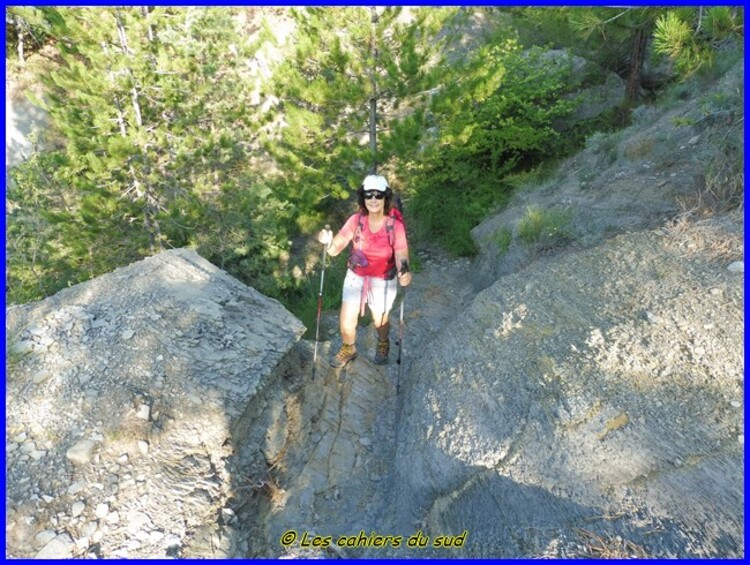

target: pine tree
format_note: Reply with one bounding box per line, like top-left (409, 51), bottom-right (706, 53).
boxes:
top-left (5, 7), bottom-right (58, 64)
top-left (568, 7), bottom-right (663, 103)
top-left (569, 7), bottom-right (742, 98)
top-left (652, 7), bottom-right (743, 79)
top-left (9, 7), bottom-right (273, 295)
top-left (265, 6), bottom-right (460, 221)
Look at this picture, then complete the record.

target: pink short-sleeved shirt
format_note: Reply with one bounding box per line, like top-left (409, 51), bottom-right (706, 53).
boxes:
top-left (339, 211), bottom-right (407, 279)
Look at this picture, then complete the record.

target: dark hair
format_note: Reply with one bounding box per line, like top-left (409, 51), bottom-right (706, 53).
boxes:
top-left (356, 184), bottom-right (393, 215)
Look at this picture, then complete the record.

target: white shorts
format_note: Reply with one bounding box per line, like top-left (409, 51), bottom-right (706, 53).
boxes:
top-left (342, 269), bottom-right (398, 318)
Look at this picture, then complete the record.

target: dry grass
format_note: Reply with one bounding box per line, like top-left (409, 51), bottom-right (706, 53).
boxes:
top-left (103, 414), bottom-right (151, 451)
top-left (571, 527), bottom-right (648, 558)
top-left (660, 210), bottom-right (743, 264)
top-left (234, 471), bottom-right (286, 510)
top-left (677, 114), bottom-right (744, 216)
top-left (702, 168), bottom-right (743, 212)
top-left (624, 137), bottom-right (656, 160)
top-left (261, 474), bottom-right (286, 507)
top-left (8, 45), bottom-right (58, 103)
top-left (677, 170), bottom-right (744, 215)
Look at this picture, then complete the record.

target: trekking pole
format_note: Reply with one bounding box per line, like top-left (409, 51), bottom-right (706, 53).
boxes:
top-left (312, 225), bottom-right (330, 380)
top-left (396, 259), bottom-right (409, 391)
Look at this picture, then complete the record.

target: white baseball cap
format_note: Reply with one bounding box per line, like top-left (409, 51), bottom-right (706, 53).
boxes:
top-left (362, 174), bottom-right (389, 192)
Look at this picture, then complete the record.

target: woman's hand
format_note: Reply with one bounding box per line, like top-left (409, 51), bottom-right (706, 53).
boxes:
top-left (397, 260), bottom-right (412, 287)
top-left (318, 227), bottom-right (333, 247)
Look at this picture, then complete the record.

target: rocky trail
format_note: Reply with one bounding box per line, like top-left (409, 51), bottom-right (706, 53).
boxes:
top-left (6, 202), bottom-right (743, 559)
top-left (246, 206), bottom-right (744, 559)
top-left (397, 217), bottom-right (743, 559)
top-left (235, 247), bottom-right (477, 558)
top-left (5, 219), bottom-right (743, 558)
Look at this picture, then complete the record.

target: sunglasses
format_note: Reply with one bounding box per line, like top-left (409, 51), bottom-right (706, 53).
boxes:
top-left (363, 191), bottom-right (385, 200)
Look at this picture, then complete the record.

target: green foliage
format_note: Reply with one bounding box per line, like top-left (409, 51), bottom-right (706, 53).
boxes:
top-left (405, 45), bottom-right (577, 255)
top-left (653, 12), bottom-right (709, 78)
top-left (265, 6), bottom-right (459, 222)
top-left (6, 146), bottom-right (149, 304)
top-left (492, 228), bottom-right (513, 255)
top-left (406, 177), bottom-right (502, 256)
top-left (8, 6), bottom-right (742, 317)
top-left (654, 8), bottom-right (743, 80)
top-left (170, 177), bottom-right (297, 298)
top-left (5, 7), bottom-right (60, 65)
top-left (566, 7), bottom-right (660, 75)
top-left (467, 48), bottom-right (576, 170)
top-left (518, 206), bottom-right (573, 248)
top-left (508, 7), bottom-right (579, 50)
top-left (456, 45), bottom-right (574, 170)
top-left (285, 253), bottom-right (349, 339)
top-left (6, 7), bottom-right (300, 305)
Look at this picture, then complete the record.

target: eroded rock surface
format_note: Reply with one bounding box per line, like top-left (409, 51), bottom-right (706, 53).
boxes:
top-left (6, 248), bottom-right (305, 558)
top-left (391, 221), bottom-right (744, 558)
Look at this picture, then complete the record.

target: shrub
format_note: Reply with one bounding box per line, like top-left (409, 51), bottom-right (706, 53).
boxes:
top-left (492, 228), bottom-right (513, 255)
top-left (585, 131), bottom-right (621, 165)
top-left (631, 105), bottom-right (661, 126)
top-left (518, 205), bottom-right (573, 249)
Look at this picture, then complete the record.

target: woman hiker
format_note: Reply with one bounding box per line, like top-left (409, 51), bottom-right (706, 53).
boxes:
top-left (317, 174), bottom-right (412, 368)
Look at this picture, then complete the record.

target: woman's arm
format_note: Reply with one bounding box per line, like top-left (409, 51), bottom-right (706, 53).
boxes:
top-left (393, 219), bottom-right (412, 286)
top-left (318, 215), bottom-right (357, 257)
top-left (326, 231), bottom-right (351, 257)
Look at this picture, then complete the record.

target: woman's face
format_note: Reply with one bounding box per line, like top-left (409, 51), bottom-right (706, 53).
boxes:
top-left (363, 190), bottom-right (386, 214)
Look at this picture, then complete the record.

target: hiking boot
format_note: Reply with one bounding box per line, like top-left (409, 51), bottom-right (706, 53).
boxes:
top-left (331, 343), bottom-right (357, 368)
top-left (373, 338), bottom-right (390, 365)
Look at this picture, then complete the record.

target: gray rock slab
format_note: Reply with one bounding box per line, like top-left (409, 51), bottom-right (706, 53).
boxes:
top-left (66, 440), bottom-right (98, 465)
top-left (5, 248), bottom-right (305, 558)
top-left (393, 228), bottom-right (744, 557)
top-left (35, 533), bottom-right (75, 558)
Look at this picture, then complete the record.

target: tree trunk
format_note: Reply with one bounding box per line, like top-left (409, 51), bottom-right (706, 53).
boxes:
top-left (695, 7), bottom-right (704, 35)
top-left (368, 6), bottom-right (378, 174)
top-left (141, 6), bottom-right (154, 42)
top-left (101, 41), bottom-right (128, 136)
top-left (115, 8), bottom-right (163, 252)
top-left (15, 17), bottom-right (25, 64)
top-left (625, 24), bottom-right (650, 102)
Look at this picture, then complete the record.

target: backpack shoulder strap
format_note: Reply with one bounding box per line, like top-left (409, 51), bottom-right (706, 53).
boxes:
top-left (386, 209), bottom-right (402, 248)
top-left (352, 212), bottom-right (364, 236)
top-left (354, 213), bottom-right (365, 248)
